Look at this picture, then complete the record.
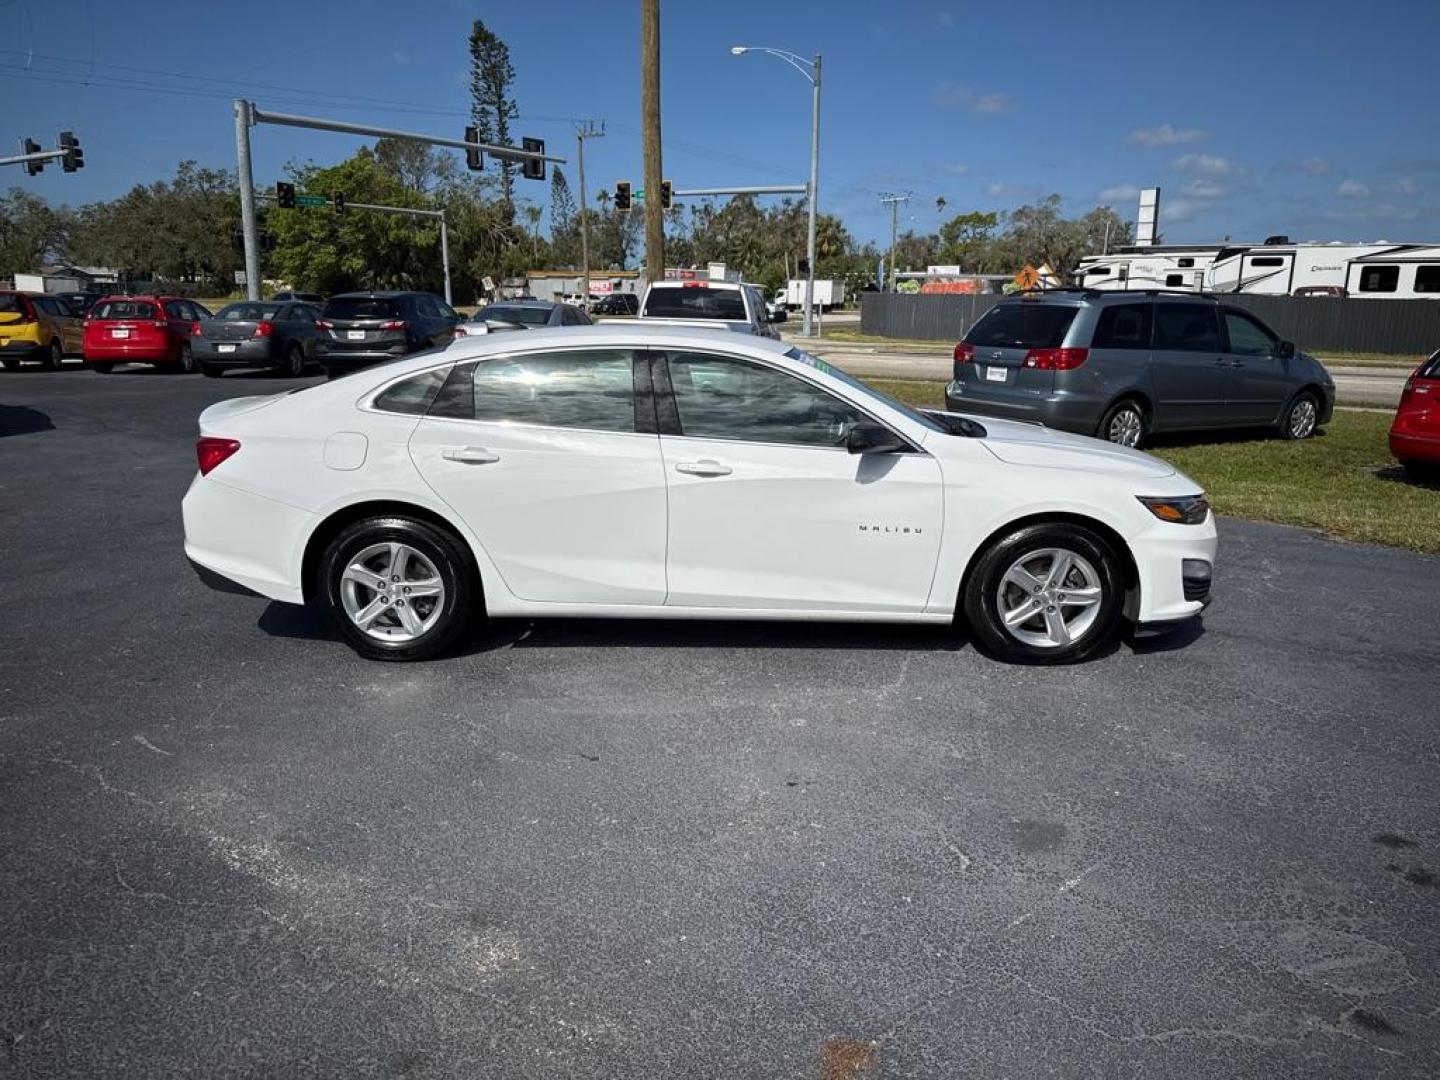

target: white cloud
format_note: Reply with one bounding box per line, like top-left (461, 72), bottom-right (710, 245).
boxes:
top-left (1184, 178), bottom-right (1227, 198)
top-left (1163, 197), bottom-right (1209, 223)
top-left (1335, 178), bottom-right (1370, 198)
top-left (934, 84), bottom-right (1013, 113)
top-left (1302, 157), bottom-right (1330, 176)
top-left (1172, 153), bottom-right (1246, 178)
top-left (1098, 183), bottom-right (1141, 202)
top-left (1394, 177), bottom-right (1417, 195)
top-left (1127, 124), bottom-right (1208, 147)
top-left (984, 182), bottom-right (1010, 197)
top-left (1323, 202), bottom-right (1418, 223)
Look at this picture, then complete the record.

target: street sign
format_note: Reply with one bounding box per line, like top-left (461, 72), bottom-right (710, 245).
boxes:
top-left (234, 270), bottom-right (248, 286)
top-left (295, 194), bottom-right (328, 208)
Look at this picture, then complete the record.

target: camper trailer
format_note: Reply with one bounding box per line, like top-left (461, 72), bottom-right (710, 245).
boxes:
top-left (1074, 245), bottom-right (1221, 292)
top-left (1207, 240), bottom-right (1406, 295)
top-left (1343, 246), bottom-right (1440, 299)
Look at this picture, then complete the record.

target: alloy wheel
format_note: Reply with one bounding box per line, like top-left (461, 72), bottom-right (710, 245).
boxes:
top-left (1288, 397), bottom-right (1317, 439)
top-left (1107, 407), bottom-right (1143, 448)
top-left (339, 541), bottom-right (446, 643)
top-left (995, 548), bottom-right (1104, 649)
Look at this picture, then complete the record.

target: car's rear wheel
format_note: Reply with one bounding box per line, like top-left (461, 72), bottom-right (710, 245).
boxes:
top-left (1098, 398), bottom-right (1147, 448)
top-left (91, 361), bottom-right (114, 374)
top-left (318, 516), bottom-right (475, 662)
top-left (284, 343), bottom-right (305, 378)
top-left (1279, 390), bottom-right (1320, 440)
top-left (177, 342), bottom-right (196, 374)
top-left (46, 340), bottom-right (63, 370)
top-left (963, 522), bottom-right (1126, 664)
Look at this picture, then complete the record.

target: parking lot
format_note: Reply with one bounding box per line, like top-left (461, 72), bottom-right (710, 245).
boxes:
top-left (3, 367), bottom-right (1439, 1077)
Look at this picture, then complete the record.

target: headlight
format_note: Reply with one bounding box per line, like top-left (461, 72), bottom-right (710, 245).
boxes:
top-left (1137, 494), bottom-right (1210, 525)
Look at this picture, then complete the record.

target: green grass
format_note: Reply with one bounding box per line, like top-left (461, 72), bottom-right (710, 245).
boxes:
top-left (814, 329), bottom-right (954, 349)
top-left (862, 378), bottom-right (1440, 554)
top-left (1312, 351), bottom-right (1425, 370)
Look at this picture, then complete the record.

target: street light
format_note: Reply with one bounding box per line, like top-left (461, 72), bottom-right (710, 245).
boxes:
top-left (731, 44), bottom-right (822, 338)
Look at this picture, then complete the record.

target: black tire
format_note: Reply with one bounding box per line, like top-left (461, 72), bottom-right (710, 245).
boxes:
top-left (199, 360), bottom-right (221, 378)
top-left (1, 357), bottom-right (18, 372)
top-left (46, 339), bottom-right (63, 370)
top-left (962, 522), bottom-right (1126, 665)
top-left (1278, 390), bottom-right (1320, 440)
top-left (177, 342), bottom-right (196, 374)
top-left (318, 515), bottom-right (476, 662)
top-left (1097, 398), bottom-right (1147, 448)
top-left (283, 343), bottom-right (306, 378)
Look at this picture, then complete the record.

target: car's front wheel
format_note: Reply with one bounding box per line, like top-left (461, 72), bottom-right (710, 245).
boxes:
top-left (1279, 390), bottom-right (1320, 440)
top-left (962, 522), bottom-right (1126, 664)
top-left (318, 516), bottom-right (476, 661)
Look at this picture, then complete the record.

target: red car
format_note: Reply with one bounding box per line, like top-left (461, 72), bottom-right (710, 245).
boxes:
top-left (1390, 350), bottom-right (1440, 478)
top-left (83, 295), bottom-right (212, 373)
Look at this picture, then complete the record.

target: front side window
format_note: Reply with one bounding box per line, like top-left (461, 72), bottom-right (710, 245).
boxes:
top-left (665, 351), bottom-right (869, 448)
top-left (1414, 265), bottom-right (1440, 294)
top-left (1153, 303), bottom-right (1222, 352)
top-left (1358, 266), bottom-right (1399, 293)
top-left (435, 349), bottom-right (636, 432)
top-left (1091, 303), bottom-right (1152, 350)
top-left (1223, 311), bottom-right (1278, 357)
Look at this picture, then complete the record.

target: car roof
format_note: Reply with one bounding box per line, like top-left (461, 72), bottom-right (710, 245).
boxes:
top-left (329, 290), bottom-right (427, 299)
top-left (647, 280), bottom-right (743, 290)
top-left (484, 299), bottom-right (554, 308)
top-left (405, 324), bottom-right (788, 371)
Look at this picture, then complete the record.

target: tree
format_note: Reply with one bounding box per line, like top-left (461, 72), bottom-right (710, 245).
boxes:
top-left (374, 137), bottom-right (452, 195)
top-left (468, 19), bottom-right (518, 214)
top-left (549, 167), bottom-right (575, 236)
top-left (936, 211), bottom-right (999, 270)
top-left (522, 203), bottom-right (544, 261)
top-left (0, 188), bottom-right (68, 278)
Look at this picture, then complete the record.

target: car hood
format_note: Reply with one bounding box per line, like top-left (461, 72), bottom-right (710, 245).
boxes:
top-left (958, 414), bottom-right (1176, 479)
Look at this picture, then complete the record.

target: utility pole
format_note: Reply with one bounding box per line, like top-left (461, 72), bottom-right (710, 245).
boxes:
top-left (576, 121), bottom-right (605, 307)
top-left (879, 192), bottom-right (910, 292)
top-left (641, 0), bottom-right (665, 282)
top-left (234, 101), bottom-right (262, 301)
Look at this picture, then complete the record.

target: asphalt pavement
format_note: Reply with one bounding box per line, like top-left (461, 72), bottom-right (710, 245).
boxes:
top-left (3, 364), bottom-right (1438, 1078)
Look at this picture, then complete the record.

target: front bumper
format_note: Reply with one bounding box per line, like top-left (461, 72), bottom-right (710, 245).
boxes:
top-left (1129, 513), bottom-right (1219, 624)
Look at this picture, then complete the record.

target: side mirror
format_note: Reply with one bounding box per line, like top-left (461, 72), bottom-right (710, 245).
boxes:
top-left (1276, 340), bottom-right (1295, 359)
top-left (846, 420), bottom-right (908, 455)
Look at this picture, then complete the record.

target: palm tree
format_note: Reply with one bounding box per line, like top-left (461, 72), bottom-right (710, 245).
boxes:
top-left (523, 204), bottom-right (543, 261)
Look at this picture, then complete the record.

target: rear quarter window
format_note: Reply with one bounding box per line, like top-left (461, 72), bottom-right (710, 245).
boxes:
top-left (964, 304), bottom-right (1079, 349)
top-left (372, 367), bottom-right (450, 415)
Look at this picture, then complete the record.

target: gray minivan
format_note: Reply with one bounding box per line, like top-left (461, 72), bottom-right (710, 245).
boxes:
top-left (944, 290), bottom-right (1335, 446)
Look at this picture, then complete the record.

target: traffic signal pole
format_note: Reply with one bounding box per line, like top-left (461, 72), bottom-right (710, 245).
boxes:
top-left (234, 101), bottom-right (262, 300)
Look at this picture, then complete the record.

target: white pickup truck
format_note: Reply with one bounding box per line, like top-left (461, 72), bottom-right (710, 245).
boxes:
top-left (637, 280), bottom-right (784, 338)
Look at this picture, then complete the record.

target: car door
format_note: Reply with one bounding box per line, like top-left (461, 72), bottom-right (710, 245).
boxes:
top-left (651, 348), bottom-right (944, 613)
top-left (1149, 302), bottom-right (1228, 429)
top-left (406, 346), bottom-right (668, 605)
top-left (1221, 308), bottom-right (1295, 424)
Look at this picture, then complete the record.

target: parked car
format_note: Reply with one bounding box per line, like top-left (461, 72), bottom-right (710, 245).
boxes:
top-left (183, 326), bottom-right (1216, 665)
top-left (271, 291), bottom-right (324, 303)
top-left (312, 291), bottom-right (461, 378)
top-left (944, 290), bottom-right (1336, 447)
top-left (592, 293), bottom-right (640, 317)
top-left (56, 291), bottom-right (103, 316)
top-left (192, 301), bottom-right (323, 378)
top-left (83, 295), bottom-right (212, 373)
top-left (469, 300), bottom-right (591, 328)
top-left (0, 291), bottom-right (84, 370)
top-left (1390, 349), bottom-right (1440, 478)
top-left (638, 280), bottom-right (783, 338)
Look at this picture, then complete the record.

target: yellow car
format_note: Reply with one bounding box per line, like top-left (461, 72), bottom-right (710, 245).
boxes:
top-left (0, 291), bottom-right (84, 370)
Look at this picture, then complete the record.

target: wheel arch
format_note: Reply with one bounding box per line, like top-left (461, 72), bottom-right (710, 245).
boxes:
top-left (301, 499), bottom-right (482, 606)
top-left (957, 511), bottom-right (1142, 622)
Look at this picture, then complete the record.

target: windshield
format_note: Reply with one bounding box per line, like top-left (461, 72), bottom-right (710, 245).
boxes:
top-left (91, 300), bottom-right (157, 320)
top-left (0, 293), bottom-right (25, 314)
top-left (479, 305), bottom-right (552, 326)
top-left (324, 297), bottom-right (400, 320)
top-left (218, 302), bottom-right (283, 321)
top-left (785, 347), bottom-right (946, 434)
top-left (644, 286), bottom-right (747, 320)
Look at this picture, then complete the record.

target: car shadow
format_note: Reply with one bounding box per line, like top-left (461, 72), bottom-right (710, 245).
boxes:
top-left (1143, 426), bottom-right (1325, 450)
top-left (0, 403), bottom-right (55, 437)
top-left (1374, 463), bottom-right (1440, 491)
top-left (1123, 616), bottom-right (1206, 655)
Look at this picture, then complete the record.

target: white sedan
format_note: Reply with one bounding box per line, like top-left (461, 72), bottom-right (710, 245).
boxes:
top-left (182, 326), bottom-right (1217, 663)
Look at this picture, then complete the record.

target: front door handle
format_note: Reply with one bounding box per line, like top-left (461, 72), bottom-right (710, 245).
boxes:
top-left (674, 459), bottom-right (732, 477)
top-left (441, 446), bottom-right (500, 465)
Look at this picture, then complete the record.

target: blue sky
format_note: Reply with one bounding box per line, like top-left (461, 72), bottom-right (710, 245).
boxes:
top-left (6, 0), bottom-right (1439, 248)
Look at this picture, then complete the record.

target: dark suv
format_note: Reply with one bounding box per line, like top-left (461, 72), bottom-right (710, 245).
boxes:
top-left (944, 289), bottom-right (1336, 446)
top-left (314, 291), bottom-right (461, 377)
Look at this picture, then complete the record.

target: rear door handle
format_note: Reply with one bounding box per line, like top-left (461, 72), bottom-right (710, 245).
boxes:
top-left (441, 446), bottom-right (500, 464)
top-left (674, 459), bottom-right (732, 477)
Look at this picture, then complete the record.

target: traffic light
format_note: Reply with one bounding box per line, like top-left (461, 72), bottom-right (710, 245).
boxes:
top-left (660, 180), bottom-right (673, 211)
top-left (333, 191), bottom-right (346, 215)
top-left (58, 131), bottom-right (83, 172)
top-left (464, 125), bottom-right (483, 171)
top-left (275, 181), bottom-right (296, 209)
top-left (22, 138), bottom-right (44, 176)
top-left (521, 137), bottom-right (545, 180)
top-left (614, 181), bottom-right (632, 212)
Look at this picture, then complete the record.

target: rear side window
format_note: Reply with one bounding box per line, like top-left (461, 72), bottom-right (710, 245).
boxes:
top-left (1154, 303), bottom-right (1222, 352)
top-left (373, 367), bottom-right (449, 416)
top-left (435, 349), bottom-right (636, 432)
top-left (643, 286), bottom-right (747, 320)
top-left (964, 304), bottom-right (1078, 349)
top-left (1414, 266), bottom-right (1440, 294)
top-left (324, 297), bottom-right (401, 320)
top-left (92, 300), bottom-right (157, 320)
top-left (1091, 303), bottom-right (1152, 350)
top-left (1358, 266), bottom-right (1398, 293)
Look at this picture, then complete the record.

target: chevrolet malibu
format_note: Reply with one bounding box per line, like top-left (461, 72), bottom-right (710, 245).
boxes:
top-left (182, 327), bottom-right (1217, 664)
